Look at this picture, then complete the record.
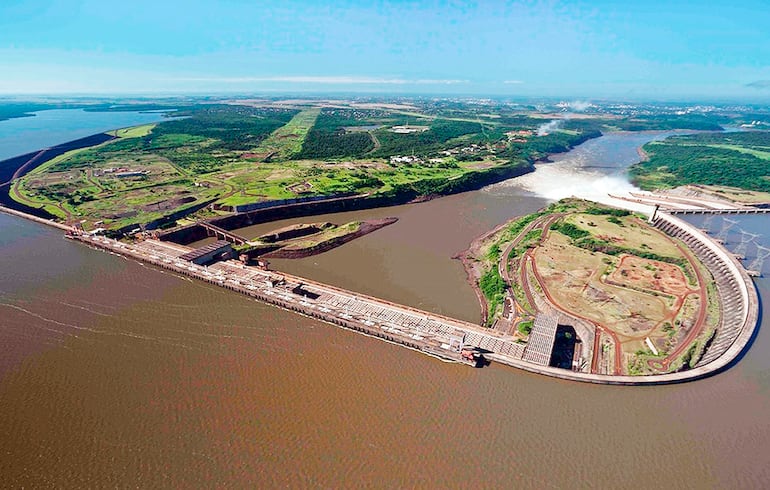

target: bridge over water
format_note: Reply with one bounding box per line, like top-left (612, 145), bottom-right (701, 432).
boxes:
top-left (197, 220), bottom-right (250, 245)
top-left (664, 208), bottom-right (770, 216)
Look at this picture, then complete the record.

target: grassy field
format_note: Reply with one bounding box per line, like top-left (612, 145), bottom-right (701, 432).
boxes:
top-left (10, 103), bottom-right (600, 231)
top-left (110, 124), bottom-right (156, 138)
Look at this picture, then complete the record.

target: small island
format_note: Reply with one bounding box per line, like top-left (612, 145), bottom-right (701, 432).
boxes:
top-left (237, 218), bottom-right (398, 260)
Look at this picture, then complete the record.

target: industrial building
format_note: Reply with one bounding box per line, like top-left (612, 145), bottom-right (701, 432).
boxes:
top-left (178, 240), bottom-right (232, 265)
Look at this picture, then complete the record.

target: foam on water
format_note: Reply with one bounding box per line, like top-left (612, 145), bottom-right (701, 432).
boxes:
top-left (487, 146), bottom-right (654, 213)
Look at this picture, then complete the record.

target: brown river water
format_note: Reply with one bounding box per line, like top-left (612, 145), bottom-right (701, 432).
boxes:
top-left (1, 132), bottom-right (770, 488)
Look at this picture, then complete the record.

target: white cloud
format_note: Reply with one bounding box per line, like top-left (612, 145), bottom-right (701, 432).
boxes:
top-left (503, 80), bottom-right (524, 84)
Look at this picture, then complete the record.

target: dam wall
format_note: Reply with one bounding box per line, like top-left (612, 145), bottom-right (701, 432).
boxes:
top-left (0, 205), bottom-right (73, 232)
top-left (651, 212), bottom-right (759, 368)
top-left (66, 234), bottom-right (525, 367)
top-left (62, 210), bottom-right (760, 385)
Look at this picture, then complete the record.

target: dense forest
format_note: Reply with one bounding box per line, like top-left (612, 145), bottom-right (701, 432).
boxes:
top-left (629, 131), bottom-right (770, 191)
top-left (369, 120), bottom-right (489, 157)
top-left (296, 130), bottom-right (374, 159)
top-left (613, 114), bottom-right (726, 131)
top-left (296, 110), bottom-right (380, 159)
top-left (150, 105), bottom-right (296, 151)
top-left (502, 129), bottom-right (602, 162)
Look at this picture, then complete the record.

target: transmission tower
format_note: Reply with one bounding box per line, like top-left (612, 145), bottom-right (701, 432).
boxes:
top-left (734, 230), bottom-right (760, 258)
top-left (748, 245), bottom-right (770, 275)
top-left (716, 217), bottom-right (739, 243)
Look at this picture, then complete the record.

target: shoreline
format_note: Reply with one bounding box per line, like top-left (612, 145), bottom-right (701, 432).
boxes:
top-left (637, 145), bottom-right (650, 162)
top-left (452, 218), bottom-right (513, 325)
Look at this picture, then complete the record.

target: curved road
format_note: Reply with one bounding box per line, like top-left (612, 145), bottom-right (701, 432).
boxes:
top-left (511, 215), bottom-right (711, 376)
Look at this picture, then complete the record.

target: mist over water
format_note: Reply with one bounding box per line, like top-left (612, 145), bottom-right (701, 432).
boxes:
top-left (487, 131), bottom-right (671, 213)
top-left (495, 155), bottom-right (643, 208)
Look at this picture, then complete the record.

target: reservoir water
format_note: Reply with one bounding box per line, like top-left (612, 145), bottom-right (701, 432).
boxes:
top-left (1, 114), bottom-right (769, 488)
top-left (0, 108), bottom-right (168, 161)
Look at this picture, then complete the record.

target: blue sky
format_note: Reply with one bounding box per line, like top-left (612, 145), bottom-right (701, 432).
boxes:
top-left (1, 0), bottom-right (769, 99)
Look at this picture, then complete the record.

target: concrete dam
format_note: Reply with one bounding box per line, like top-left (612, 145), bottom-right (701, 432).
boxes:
top-left (62, 207), bottom-right (760, 385)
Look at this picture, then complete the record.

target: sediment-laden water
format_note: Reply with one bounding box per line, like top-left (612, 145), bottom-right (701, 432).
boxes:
top-left (1, 119), bottom-right (769, 488)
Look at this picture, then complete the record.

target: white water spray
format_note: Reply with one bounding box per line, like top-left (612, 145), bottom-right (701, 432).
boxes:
top-left (487, 140), bottom-right (654, 214)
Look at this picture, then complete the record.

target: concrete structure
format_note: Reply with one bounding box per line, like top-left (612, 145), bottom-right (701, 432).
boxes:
top-left (178, 240), bottom-right (232, 265)
top-left (0, 205), bottom-right (74, 232)
top-left (65, 209), bottom-right (760, 385)
top-left (523, 313), bottom-right (559, 366)
top-left (197, 221), bottom-right (250, 245)
top-left (115, 171), bottom-right (147, 178)
top-left (665, 208), bottom-right (770, 215)
top-left (68, 235), bottom-right (527, 367)
top-left (651, 212), bottom-right (758, 368)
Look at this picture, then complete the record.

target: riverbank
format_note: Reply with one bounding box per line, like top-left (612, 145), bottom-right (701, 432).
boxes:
top-left (0, 204), bottom-right (73, 232)
top-left (630, 130), bottom-right (770, 192)
top-left (453, 218), bottom-right (515, 325)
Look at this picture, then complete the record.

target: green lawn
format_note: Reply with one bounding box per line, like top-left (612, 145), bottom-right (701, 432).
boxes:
top-left (111, 124), bottom-right (157, 138)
